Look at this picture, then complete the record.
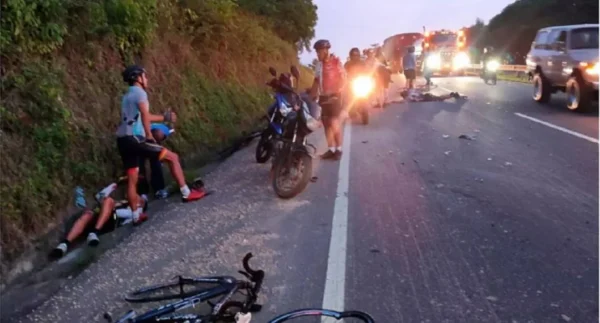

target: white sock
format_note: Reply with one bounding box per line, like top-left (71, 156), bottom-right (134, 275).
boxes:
top-left (180, 185), bottom-right (191, 198)
top-left (329, 147), bottom-right (336, 153)
top-left (337, 146), bottom-right (342, 152)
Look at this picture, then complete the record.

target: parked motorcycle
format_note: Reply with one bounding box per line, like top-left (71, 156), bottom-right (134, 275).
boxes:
top-left (348, 75), bottom-right (374, 125)
top-left (482, 59), bottom-right (499, 85)
top-left (267, 66), bottom-right (319, 199)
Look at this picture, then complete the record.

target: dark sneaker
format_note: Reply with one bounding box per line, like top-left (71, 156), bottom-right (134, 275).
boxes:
top-left (182, 188), bottom-right (207, 203)
top-left (50, 243), bottom-right (68, 259)
top-left (334, 150), bottom-right (342, 160)
top-left (321, 150), bottom-right (336, 160)
top-left (87, 232), bottom-right (100, 247)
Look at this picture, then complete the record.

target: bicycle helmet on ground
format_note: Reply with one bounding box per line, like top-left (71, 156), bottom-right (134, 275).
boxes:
top-left (122, 65), bottom-right (146, 84)
top-left (313, 39), bottom-right (331, 50)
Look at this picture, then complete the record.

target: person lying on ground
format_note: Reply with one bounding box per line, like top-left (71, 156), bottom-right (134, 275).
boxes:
top-left (400, 88), bottom-right (466, 102)
top-left (137, 123), bottom-right (174, 199)
top-left (50, 183), bottom-right (149, 259)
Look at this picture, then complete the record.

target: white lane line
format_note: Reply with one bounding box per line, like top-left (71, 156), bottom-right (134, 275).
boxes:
top-left (515, 112), bottom-right (598, 144)
top-left (321, 122), bottom-right (352, 321)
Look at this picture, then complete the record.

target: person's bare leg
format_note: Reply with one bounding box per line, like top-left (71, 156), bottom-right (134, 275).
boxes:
top-left (333, 118), bottom-right (343, 148)
top-left (324, 118), bottom-right (335, 148)
top-left (94, 197), bottom-right (116, 231)
top-left (162, 150), bottom-right (186, 187)
top-left (126, 169), bottom-right (140, 215)
top-left (65, 210), bottom-right (94, 243)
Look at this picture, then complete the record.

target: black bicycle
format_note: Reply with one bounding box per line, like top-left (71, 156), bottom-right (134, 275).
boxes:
top-left (268, 309), bottom-right (375, 322)
top-left (104, 253), bottom-right (264, 323)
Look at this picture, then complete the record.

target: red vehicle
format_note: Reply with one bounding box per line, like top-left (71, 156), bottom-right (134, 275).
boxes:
top-left (422, 29), bottom-right (471, 75)
top-left (382, 33), bottom-right (424, 73)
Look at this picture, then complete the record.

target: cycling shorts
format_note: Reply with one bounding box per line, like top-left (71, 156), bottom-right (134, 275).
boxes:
top-left (116, 136), bottom-right (167, 172)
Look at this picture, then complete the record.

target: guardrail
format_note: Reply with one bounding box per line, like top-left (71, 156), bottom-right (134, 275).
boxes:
top-left (466, 64), bottom-right (528, 72)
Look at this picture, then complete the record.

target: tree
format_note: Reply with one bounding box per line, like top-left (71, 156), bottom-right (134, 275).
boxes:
top-left (236, 0), bottom-right (318, 51)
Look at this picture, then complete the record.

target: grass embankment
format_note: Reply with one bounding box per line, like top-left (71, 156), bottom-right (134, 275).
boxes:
top-left (0, 0), bottom-right (313, 276)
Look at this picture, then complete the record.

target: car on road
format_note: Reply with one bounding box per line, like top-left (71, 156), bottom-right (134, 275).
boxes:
top-left (526, 24), bottom-right (599, 111)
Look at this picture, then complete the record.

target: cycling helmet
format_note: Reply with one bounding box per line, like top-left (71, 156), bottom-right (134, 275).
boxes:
top-left (350, 47), bottom-right (360, 56)
top-left (313, 39), bottom-right (331, 50)
top-left (122, 65), bottom-right (146, 84)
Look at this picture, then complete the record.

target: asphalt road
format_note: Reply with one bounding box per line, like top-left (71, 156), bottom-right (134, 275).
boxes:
top-left (10, 76), bottom-right (599, 323)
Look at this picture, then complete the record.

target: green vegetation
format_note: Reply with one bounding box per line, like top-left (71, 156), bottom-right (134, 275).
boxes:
top-left (465, 0), bottom-right (599, 63)
top-left (0, 0), bottom-right (316, 271)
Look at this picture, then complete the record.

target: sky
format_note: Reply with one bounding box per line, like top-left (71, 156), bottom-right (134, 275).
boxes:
top-left (300, 0), bottom-right (515, 64)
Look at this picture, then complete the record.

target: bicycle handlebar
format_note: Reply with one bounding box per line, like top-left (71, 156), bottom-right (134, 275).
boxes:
top-left (267, 308), bottom-right (375, 323)
top-left (240, 252), bottom-right (265, 296)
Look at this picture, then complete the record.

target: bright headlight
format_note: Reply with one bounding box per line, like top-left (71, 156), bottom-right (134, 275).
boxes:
top-left (427, 54), bottom-right (441, 69)
top-left (352, 76), bottom-right (374, 98)
top-left (486, 60), bottom-right (500, 72)
top-left (586, 62), bottom-right (599, 75)
top-left (453, 52), bottom-right (470, 69)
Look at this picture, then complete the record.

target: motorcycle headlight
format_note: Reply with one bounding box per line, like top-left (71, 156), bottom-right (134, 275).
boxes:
top-left (453, 52), bottom-right (470, 69)
top-left (351, 76), bottom-right (374, 98)
top-left (427, 54), bottom-right (441, 69)
top-left (486, 60), bottom-right (500, 72)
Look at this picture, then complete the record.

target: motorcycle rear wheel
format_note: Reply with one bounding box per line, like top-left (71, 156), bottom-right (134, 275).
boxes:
top-left (272, 151), bottom-right (312, 199)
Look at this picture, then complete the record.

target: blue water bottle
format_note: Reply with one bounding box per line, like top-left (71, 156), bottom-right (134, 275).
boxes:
top-left (74, 186), bottom-right (87, 209)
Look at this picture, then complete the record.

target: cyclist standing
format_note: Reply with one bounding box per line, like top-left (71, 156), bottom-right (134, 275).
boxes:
top-left (116, 65), bottom-right (206, 221)
top-left (310, 40), bottom-right (346, 160)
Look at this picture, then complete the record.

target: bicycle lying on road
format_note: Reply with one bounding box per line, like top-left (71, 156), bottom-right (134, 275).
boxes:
top-left (104, 253), bottom-right (264, 323)
top-left (104, 253), bottom-right (375, 322)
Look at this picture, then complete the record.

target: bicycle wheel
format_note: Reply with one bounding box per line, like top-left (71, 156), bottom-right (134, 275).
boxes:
top-left (125, 277), bottom-right (233, 303)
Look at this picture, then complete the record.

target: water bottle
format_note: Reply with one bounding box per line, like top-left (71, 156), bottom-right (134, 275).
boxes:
top-left (74, 186), bottom-right (87, 209)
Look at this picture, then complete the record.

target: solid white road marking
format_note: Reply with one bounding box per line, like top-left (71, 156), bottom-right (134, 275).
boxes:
top-left (515, 112), bottom-right (598, 144)
top-left (321, 122), bottom-right (352, 322)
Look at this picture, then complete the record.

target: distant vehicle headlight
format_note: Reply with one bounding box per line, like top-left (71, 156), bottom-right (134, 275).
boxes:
top-left (453, 52), bottom-right (470, 69)
top-left (486, 60), bottom-right (500, 72)
top-left (427, 54), bottom-right (441, 69)
top-left (585, 62), bottom-right (599, 75)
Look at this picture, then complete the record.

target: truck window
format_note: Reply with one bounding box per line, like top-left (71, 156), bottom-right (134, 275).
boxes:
top-left (533, 30), bottom-right (549, 49)
top-left (570, 27), bottom-right (599, 49)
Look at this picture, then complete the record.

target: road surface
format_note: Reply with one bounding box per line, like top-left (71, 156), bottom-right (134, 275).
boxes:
top-left (8, 77), bottom-right (599, 323)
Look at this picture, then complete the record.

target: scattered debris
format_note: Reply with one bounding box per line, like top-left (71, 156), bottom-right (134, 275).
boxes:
top-left (509, 137), bottom-right (513, 141)
top-left (443, 134), bottom-right (450, 139)
top-left (561, 314), bottom-right (571, 322)
top-left (474, 129), bottom-right (480, 133)
top-left (459, 134), bottom-right (475, 140)
top-left (362, 140), bottom-right (368, 143)
top-left (551, 303), bottom-right (560, 308)
top-left (369, 248), bottom-right (380, 253)
top-left (486, 296), bottom-right (498, 302)
top-left (487, 157), bottom-right (493, 161)
top-left (504, 162), bottom-right (513, 166)
top-left (435, 183), bottom-right (445, 189)
top-left (444, 151), bottom-right (451, 155)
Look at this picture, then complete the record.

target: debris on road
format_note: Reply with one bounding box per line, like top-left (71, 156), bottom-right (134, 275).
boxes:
top-left (486, 296), bottom-right (498, 302)
top-left (458, 134), bottom-right (475, 140)
top-left (442, 134), bottom-right (450, 139)
top-left (369, 248), bottom-right (381, 253)
top-left (361, 140), bottom-right (369, 144)
top-left (435, 183), bottom-right (445, 189)
top-left (504, 162), bottom-right (513, 166)
top-left (474, 129), bottom-right (480, 133)
top-left (444, 151), bottom-right (451, 156)
top-left (487, 157), bottom-right (493, 161)
top-left (561, 314), bottom-right (571, 322)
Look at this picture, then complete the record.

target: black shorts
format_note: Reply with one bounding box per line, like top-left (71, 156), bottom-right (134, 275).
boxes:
top-left (117, 136), bottom-right (166, 171)
top-left (319, 94), bottom-right (343, 118)
top-left (404, 69), bottom-right (416, 80)
top-left (80, 208), bottom-right (118, 235)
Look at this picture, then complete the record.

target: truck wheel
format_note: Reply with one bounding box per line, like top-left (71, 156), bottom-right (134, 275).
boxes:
top-left (566, 76), bottom-right (592, 112)
top-left (532, 73), bottom-right (551, 103)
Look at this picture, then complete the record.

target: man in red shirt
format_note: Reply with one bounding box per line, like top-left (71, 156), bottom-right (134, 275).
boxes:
top-left (310, 39), bottom-right (347, 160)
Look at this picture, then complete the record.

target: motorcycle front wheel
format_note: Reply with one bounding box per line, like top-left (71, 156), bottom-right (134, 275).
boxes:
top-left (255, 133), bottom-right (273, 163)
top-left (272, 150), bottom-right (312, 199)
